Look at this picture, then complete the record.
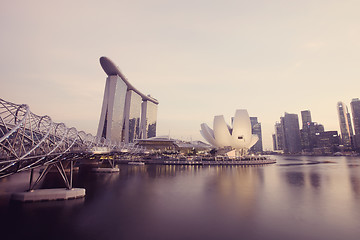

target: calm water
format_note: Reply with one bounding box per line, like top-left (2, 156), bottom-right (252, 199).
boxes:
top-left (1, 155), bottom-right (360, 240)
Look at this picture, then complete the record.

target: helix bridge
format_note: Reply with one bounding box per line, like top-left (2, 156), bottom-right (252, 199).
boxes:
top-left (0, 98), bottom-right (144, 191)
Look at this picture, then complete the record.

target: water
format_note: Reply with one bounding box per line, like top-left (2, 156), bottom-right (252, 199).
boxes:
top-left (1, 155), bottom-right (360, 240)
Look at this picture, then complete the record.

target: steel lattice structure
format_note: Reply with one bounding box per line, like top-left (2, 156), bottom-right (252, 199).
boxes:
top-left (0, 98), bottom-right (143, 179)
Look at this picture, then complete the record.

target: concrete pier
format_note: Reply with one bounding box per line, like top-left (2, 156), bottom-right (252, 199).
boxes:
top-left (11, 188), bottom-right (86, 202)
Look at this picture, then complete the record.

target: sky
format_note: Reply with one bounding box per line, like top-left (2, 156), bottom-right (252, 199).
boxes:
top-left (1, 0), bottom-right (360, 150)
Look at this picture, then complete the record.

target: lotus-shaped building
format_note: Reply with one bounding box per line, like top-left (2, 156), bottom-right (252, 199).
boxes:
top-left (200, 109), bottom-right (258, 156)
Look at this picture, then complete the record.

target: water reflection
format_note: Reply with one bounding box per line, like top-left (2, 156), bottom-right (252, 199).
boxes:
top-left (205, 166), bottom-right (264, 220)
top-left (1, 156), bottom-right (360, 240)
top-left (285, 171), bottom-right (305, 187)
top-left (9, 196), bottom-right (85, 209)
top-left (345, 159), bottom-right (360, 199)
top-left (349, 176), bottom-right (360, 199)
top-left (309, 172), bottom-right (321, 189)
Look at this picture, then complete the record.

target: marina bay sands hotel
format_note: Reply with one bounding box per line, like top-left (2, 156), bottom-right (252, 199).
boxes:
top-left (97, 57), bottom-right (158, 143)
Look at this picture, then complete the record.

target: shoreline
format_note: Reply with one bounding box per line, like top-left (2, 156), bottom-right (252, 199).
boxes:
top-left (113, 158), bottom-right (276, 166)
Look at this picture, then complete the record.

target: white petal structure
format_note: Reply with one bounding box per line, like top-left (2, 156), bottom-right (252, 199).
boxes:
top-left (200, 109), bottom-right (258, 155)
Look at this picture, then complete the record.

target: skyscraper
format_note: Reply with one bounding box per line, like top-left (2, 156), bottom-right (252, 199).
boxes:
top-left (337, 101), bottom-right (353, 148)
top-left (274, 121), bottom-right (284, 151)
top-left (350, 98), bottom-right (360, 148)
top-left (282, 113), bottom-right (302, 154)
top-left (250, 117), bottom-right (263, 153)
top-left (301, 110), bottom-right (312, 127)
top-left (272, 134), bottom-right (277, 151)
top-left (300, 110), bottom-right (324, 151)
top-left (97, 57), bottom-right (159, 144)
top-left (300, 110), bottom-right (312, 150)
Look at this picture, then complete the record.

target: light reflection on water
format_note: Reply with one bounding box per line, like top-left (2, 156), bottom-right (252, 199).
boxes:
top-left (0, 156), bottom-right (360, 240)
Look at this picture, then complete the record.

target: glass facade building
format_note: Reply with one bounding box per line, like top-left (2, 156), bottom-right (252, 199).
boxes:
top-left (97, 57), bottom-right (159, 144)
top-left (97, 75), bottom-right (127, 142)
top-left (124, 90), bottom-right (142, 143)
top-left (300, 110), bottom-right (324, 151)
top-left (337, 101), bottom-right (353, 148)
top-left (141, 100), bottom-right (158, 139)
top-left (282, 113), bottom-right (302, 154)
top-left (351, 98), bottom-right (360, 148)
top-left (249, 117), bottom-right (263, 153)
top-left (272, 134), bottom-right (277, 151)
top-left (274, 121), bottom-right (284, 151)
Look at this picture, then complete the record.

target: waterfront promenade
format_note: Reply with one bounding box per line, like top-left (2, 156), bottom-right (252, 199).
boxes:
top-left (104, 155), bottom-right (276, 166)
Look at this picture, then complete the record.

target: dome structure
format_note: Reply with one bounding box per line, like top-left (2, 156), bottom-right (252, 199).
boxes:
top-left (200, 109), bottom-right (258, 156)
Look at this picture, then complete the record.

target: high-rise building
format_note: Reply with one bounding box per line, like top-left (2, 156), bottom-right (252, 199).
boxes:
top-left (250, 117), bottom-right (263, 153)
top-left (141, 100), bottom-right (158, 139)
top-left (337, 101), bottom-right (354, 148)
top-left (300, 110), bottom-right (312, 150)
top-left (301, 110), bottom-right (312, 127)
top-left (97, 57), bottom-right (159, 143)
top-left (350, 98), bottom-right (360, 148)
top-left (282, 113), bottom-right (302, 154)
top-left (274, 121), bottom-right (284, 151)
top-left (314, 131), bottom-right (340, 149)
top-left (300, 110), bottom-right (325, 150)
top-left (272, 134), bottom-right (277, 151)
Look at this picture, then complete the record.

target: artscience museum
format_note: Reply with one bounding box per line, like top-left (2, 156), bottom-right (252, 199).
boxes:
top-left (200, 109), bottom-right (259, 157)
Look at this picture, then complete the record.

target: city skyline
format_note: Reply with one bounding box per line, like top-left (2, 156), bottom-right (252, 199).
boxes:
top-left (1, 1), bottom-right (360, 150)
top-left (273, 108), bottom-right (342, 154)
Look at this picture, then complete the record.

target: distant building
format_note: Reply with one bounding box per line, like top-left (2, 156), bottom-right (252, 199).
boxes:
top-left (314, 131), bottom-right (340, 149)
top-left (272, 134), bottom-right (277, 151)
top-left (312, 131), bottom-right (340, 155)
top-left (135, 137), bottom-right (211, 153)
top-left (350, 98), bottom-right (360, 149)
top-left (301, 110), bottom-right (312, 125)
top-left (282, 113), bottom-right (302, 154)
top-left (300, 110), bottom-right (312, 150)
top-left (337, 101), bottom-right (354, 148)
top-left (136, 137), bottom-right (177, 152)
top-left (250, 117), bottom-right (263, 153)
top-left (300, 110), bottom-right (325, 151)
top-left (274, 121), bottom-right (284, 151)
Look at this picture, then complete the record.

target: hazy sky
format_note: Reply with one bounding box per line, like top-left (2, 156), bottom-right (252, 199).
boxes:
top-left (1, 0), bottom-right (360, 149)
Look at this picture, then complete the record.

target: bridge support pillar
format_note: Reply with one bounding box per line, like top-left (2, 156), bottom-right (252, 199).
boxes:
top-left (92, 155), bottom-right (119, 173)
top-left (28, 161), bottom-right (75, 191)
top-left (11, 161), bottom-right (86, 202)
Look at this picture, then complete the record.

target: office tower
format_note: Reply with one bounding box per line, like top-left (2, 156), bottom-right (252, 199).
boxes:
top-left (301, 110), bottom-right (312, 127)
top-left (300, 110), bottom-right (312, 150)
top-left (314, 131), bottom-right (340, 149)
top-left (337, 101), bottom-right (354, 148)
top-left (300, 110), bottom-right (325, 150)
top-left (272, 134), bottom-right (277, 151)
top-left (97, 57), bottom-right (159, 143)
top-left (282, 113), bottom-right (302, 154)
top-left (274, 121), bottom-right (284, 151)
top-left (350, 98), bottom-right (360, 148)
top-left (250, 117), bottom-right (263, 153)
